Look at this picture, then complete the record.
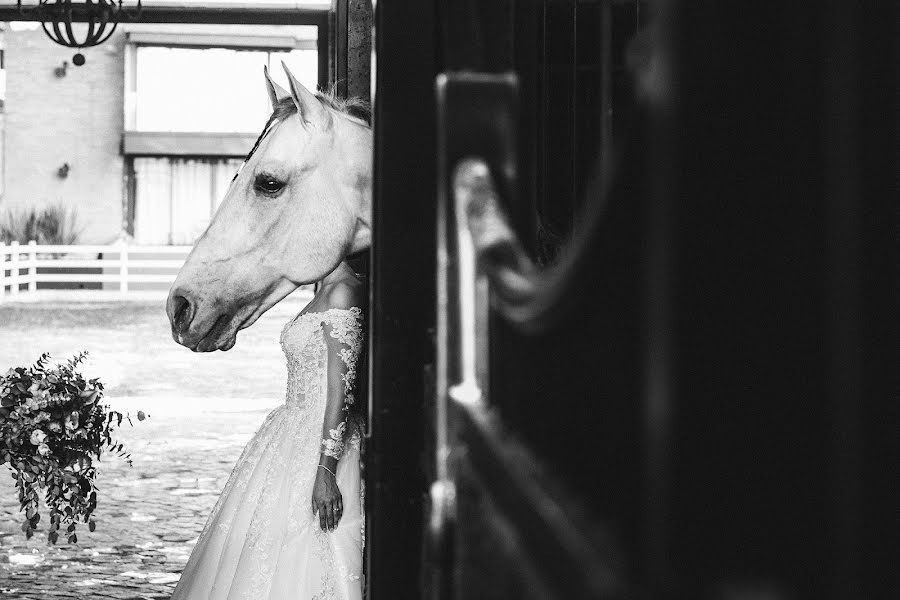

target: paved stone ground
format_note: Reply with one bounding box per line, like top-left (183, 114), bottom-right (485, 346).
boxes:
top-left (0, 292), bottom-right (310, 599)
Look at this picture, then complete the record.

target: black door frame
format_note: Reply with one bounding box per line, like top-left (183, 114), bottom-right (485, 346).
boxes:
top-left (367, 1), bottom-right (437, 598)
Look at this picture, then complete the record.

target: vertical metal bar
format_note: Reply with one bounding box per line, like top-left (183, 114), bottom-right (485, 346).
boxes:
top-left (431, 156), bottom-right (496, 600)
top-left (644, 4), bottom-right (674, 592)
top-left (332, 0), bottom-right (349, 97)
top-left (435, 74), bottom-right (451, 485)
top-left (599, 0), bottom-right (612, 183)
top-left (540, 0), bottom-right (549, 216)
top-left (451, 162), bottom-right (486, 406)
top-left (645, 141), bottom-right (673, 599)
top-left (571, 0), bottom-right (578, 226)
top-left (317, 13), bottom-right (330, 90)
top-left (430, 76), bottom-right (453, 600)
top-left (823, 2), bottom-right (862, 595)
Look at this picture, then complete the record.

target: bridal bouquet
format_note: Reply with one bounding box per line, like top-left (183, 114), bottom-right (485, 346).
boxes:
top-left (0, 352), bottom-right (145, 544)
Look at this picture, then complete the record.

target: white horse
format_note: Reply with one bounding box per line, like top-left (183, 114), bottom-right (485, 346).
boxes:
top-left (166, 63), bottom-right (372, 352)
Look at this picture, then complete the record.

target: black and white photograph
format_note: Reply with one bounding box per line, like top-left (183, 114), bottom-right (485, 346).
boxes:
top-left (0, 1), bottom-right (897, 598)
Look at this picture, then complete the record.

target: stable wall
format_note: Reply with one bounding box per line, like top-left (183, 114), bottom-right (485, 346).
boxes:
top-left (2, 28), bottom-right (126, 244)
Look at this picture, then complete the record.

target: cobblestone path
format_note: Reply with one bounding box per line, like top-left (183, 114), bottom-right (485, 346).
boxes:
top-left (0, 295), bottom-right (309, 599)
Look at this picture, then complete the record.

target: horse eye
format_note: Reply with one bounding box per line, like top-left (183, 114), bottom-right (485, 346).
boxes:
top-left (254, 175), bottom-right (285, 195)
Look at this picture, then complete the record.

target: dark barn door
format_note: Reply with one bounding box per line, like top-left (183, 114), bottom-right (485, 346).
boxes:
top-left (369, 1), bottom-right (649, 598)
top-left (429, 2), bottom-right (648, 598)
top-left (368, 1), bottom-right (899, 599)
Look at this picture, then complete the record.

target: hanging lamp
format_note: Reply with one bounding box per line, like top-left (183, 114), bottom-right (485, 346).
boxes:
top-left (17, 0), bottom-right (142, 65)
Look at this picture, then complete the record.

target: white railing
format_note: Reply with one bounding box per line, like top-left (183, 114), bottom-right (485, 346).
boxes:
top-left (0, 241), bottom-right (191, 300)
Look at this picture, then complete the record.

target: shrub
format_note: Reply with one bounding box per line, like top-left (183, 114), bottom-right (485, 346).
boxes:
top-left (0, 204), bottom-right (80, 245)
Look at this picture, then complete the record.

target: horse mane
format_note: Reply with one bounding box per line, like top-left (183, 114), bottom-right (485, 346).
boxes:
top-left (313, 86), bottom-right (372, 125)
top-left (271, 86), bottom-right (372, 126)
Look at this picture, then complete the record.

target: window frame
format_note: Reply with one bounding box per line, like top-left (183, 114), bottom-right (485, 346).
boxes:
top-left (119, 17), bottom-right (328, 243)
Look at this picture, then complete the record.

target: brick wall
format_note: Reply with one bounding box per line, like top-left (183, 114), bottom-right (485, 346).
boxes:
top-left (2, 29), bottom-right (125, 244)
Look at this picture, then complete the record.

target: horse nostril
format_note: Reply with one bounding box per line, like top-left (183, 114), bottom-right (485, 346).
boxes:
top-left (171, 294), bottom-right (194, 331)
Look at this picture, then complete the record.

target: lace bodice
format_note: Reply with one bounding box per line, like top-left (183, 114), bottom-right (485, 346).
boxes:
top-left (280, 307), bottom-right (364, 458)
top-left (280, 306), bottom-right (363, 405)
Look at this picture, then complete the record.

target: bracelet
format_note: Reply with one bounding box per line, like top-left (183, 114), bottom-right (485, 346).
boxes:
top-left (317, 464), bottom-right (337, 479)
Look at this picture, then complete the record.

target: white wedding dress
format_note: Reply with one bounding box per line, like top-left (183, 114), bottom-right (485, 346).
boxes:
top-left (171, 307), bottom-right (365, 600)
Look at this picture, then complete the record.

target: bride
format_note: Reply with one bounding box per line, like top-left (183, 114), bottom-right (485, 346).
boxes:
top-left (171, 259), bottom-right (367, 599)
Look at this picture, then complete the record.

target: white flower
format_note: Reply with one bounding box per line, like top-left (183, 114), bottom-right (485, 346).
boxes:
top-left (48, 421), bottom-right (62, 433)
top-left (65, 411), bottom-right (79, 431)
top-left (37, 443), bottom-right (51, 457)
top-left (30, 429), bottom-right (47, 445)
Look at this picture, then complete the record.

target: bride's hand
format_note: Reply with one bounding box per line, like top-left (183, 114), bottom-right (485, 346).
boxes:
top-left (312, 467), bottom-right (343, 532)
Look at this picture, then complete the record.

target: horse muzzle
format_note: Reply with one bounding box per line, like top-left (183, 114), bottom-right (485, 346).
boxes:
top-left (166, 287), bottom-right (238, 352)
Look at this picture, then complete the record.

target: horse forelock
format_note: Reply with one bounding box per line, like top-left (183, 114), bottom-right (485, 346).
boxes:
top-left (271, 88), bottom-right (371, 128)
top-left (315, 91), bottom-right (372, 126)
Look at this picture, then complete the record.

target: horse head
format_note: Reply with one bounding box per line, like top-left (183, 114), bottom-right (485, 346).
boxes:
top-left (167, 63), bottom-right (372, 352)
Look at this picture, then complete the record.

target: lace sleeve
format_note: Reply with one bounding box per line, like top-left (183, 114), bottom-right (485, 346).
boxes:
top-left (319, 308), bottom-right (364, 460)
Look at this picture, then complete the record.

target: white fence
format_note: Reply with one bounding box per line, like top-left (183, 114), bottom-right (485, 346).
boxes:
top-left (0, 241), bottom-right (191, 300)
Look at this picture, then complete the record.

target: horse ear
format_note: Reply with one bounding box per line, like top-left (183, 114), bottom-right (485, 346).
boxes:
top-left (282, 61), bottom-right (328, 127)
top-left (263, 65), bottom-right (291, 108)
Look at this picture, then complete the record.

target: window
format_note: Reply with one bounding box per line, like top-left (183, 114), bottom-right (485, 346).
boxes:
top-left (130, 44), bottom-right (318, 133)
top-left (124, 26), bottom-right (319, 244)
top-left (132, 157), bottom-right (243, 245)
